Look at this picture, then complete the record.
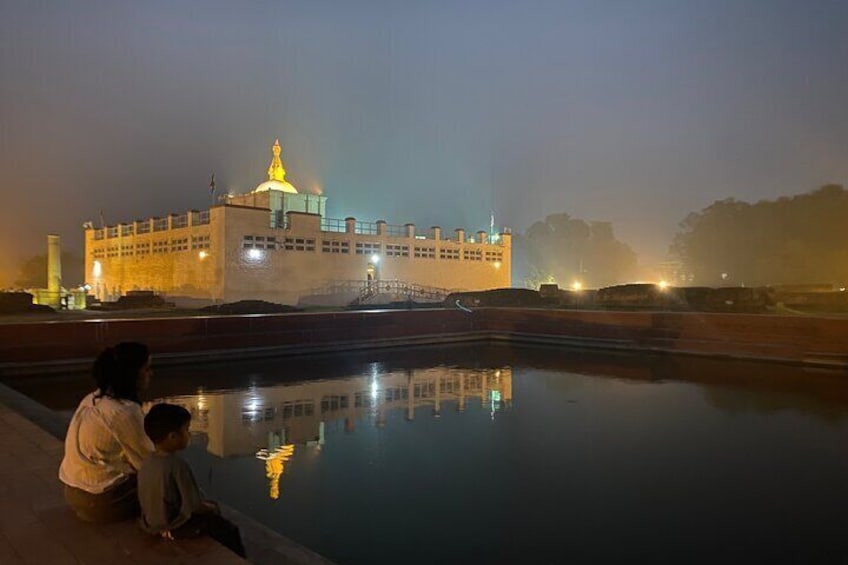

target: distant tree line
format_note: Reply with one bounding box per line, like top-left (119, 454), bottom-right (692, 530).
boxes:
top-left (670, 184), bottom-right (848, 287)
top-left (513, 213), bottom-right (637, 289)
top-left (13, 251), bottom-right (84, 289)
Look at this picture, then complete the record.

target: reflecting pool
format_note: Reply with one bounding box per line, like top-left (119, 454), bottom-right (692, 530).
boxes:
top-left (10, 344), bottom-right (848, 564)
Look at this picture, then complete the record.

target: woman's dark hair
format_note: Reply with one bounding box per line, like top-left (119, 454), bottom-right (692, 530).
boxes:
top-left (92, 342), bottom-right (150, 404)
top-left (144, 403), bottom-right (191, 443)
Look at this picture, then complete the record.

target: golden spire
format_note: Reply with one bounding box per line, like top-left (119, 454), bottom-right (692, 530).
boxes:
top-left (267, 139), bottom-right (287, 182)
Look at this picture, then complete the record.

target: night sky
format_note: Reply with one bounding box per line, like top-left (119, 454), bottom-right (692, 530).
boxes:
top-left (2, 0), bottom-right (847, 285)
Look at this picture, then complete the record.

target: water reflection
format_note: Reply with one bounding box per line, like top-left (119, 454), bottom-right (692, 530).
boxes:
top-left (6, 344), bottom-right (848, 564)
top-left (153, 366), bottom-right (512, 499)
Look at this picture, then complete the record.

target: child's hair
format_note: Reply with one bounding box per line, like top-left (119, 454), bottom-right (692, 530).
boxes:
top-left (144, 403), bottom-right (192, 443)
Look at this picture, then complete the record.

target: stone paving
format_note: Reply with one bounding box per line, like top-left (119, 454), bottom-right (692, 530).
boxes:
top-left (0, 403), bottom-right (245, 564)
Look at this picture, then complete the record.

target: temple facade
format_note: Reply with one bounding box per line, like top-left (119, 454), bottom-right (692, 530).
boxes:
top-left (84, 140), bottom-right (511, 306)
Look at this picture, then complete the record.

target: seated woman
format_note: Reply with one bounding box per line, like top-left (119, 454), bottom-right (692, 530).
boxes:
top-left (59, 342), bottom-right (155, 523)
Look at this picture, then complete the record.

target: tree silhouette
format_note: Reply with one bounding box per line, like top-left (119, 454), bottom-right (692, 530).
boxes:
top-left (13, 251), bottom-right (84, 289)
top-left (515, 213), bottom-right (637, 289)
top-left (671, 185), bottom-right (848, 286)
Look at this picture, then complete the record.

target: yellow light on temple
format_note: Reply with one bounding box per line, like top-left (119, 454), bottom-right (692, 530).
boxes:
top-left (493, 261), bottom-right (501, 269)
top-left (198, 250), bottom-right (208, 260)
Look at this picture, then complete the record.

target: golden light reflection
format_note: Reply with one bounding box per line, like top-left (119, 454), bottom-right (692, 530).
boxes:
top-left (256, 445), bottom-right (295, 500)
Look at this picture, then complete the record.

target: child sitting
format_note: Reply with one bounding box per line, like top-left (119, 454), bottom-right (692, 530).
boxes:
top-left (138, 403), bottom-right (246, 557)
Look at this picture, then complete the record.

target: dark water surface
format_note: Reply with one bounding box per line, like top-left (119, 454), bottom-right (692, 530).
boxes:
top-left (9, 344), bottom-right (848, 564)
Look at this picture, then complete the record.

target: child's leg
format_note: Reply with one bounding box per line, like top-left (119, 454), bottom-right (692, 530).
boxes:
top-left (168, 509), bottom-right (246, 558)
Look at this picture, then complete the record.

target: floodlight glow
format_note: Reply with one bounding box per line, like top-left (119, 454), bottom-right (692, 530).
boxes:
top-left (198, 250), bottom-right (208, 260)
top-left (658, 280), bottom-right (669, 290)
top-left (370, 254), bottom-right (380, 264)
top-left (247, 248), bottom-right (262, 260)
top-left (493, 261), bottom-right (502, 270)
top-left (92, 260), bottom-right (102, 278)
top-left (571, 281), bottom-right (582, 291)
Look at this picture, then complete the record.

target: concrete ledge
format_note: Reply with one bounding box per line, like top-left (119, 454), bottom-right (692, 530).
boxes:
top-left (0, 399), bottom-right (246, 564)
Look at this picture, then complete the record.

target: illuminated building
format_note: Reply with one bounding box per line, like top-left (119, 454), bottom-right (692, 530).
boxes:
top-left (84, 140), bottom-right (511, 305)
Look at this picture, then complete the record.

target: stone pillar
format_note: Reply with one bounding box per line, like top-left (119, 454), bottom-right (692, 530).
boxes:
top-left (405, 223), bottom-right (415, 238)
top-left (455, 228), bottom-right (465, 243)
top-left (47, 234), bottom-right (61, 308)
top-left (477, 231), bottom-right (487, 244)
top-left (345, 217), bottom-right (356, 234)
top-left (431, 226), bottom-right (441, 241)
top-left (376, 220), bottom-right (386, 236)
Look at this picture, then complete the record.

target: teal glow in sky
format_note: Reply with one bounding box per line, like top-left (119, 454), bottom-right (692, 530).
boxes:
top-left (1, 0), bottom-right (847, 282)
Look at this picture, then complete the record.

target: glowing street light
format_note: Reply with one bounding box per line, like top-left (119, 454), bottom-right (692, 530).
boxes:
top-left (571, 281), bottom-right (582, 291)
top-left (658, 280), bottom-right (669, 290)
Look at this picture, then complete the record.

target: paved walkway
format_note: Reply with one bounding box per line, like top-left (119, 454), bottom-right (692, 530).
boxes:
top-left (0, 403), bottom-right (245, 564)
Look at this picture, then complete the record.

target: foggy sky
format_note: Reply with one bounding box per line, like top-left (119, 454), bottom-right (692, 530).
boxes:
top-left (2, 0), bottom-right (847, 285)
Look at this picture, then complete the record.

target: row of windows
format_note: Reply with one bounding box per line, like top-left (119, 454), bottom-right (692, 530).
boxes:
top-left (243, 379), bottom-right (491, 424)
top-left (464, 249), bottom-right (483, 261)
top-left (414, 246), bottom-right (436, 259)
top-left (355, 242), bottom-right (381, 255)
top-left (170, 238), bottom-right (189, 252)
top-left (322, 240), bottom-right (350, 254)
top-left (284, 237), bottom-right (316, 252)
top-left (385, 244), bottom-right (410, 257)
top-left (241, 400), bottom-right (315, 424)
top-left (94, 238), bottom-right (499, 261)
top-left (92, 242), bottom-right (213, 258)
top-left (191, 235), bottom-right (210, 250)
top-left (243, 235), bottom-right (278, 250)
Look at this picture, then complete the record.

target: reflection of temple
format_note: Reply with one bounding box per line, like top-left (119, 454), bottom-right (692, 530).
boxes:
top-left (157, 367), bottom-right (512, 498)
top-left (163, 366), bottom-right (513, 457)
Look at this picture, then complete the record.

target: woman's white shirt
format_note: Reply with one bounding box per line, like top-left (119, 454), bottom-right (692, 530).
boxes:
top-left (59, 392), bottom-right (154, 494)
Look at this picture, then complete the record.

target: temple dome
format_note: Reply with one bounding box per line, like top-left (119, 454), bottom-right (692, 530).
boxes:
top-left (253, 179), bottom-right (298, 194)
